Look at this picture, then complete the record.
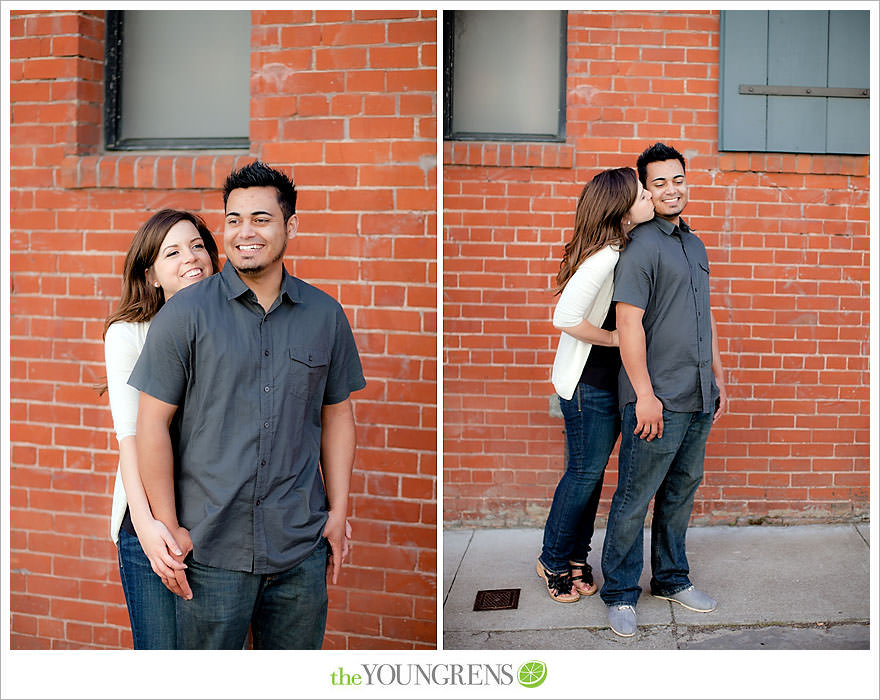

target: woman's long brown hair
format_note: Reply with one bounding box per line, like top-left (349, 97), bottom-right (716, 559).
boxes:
top-left (554, 167), bottom-right (639, 295)
top-left (96, 209), bottom-right (219, 395)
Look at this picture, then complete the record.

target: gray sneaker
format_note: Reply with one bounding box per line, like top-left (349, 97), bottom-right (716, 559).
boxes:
top-left (653, 585), bottom-right (716, 612)
top-left (607, 604), bottom-right (637, 637)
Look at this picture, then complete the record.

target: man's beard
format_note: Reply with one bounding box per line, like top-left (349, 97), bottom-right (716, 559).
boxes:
top-left (234, 239), bottom-right (287, 276)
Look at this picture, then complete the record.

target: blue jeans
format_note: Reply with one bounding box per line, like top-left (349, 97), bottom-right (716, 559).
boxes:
top-left (175, 538), bottom-right (329, 649)
top-left (600, 403), bottom-right (713, 606)
top-left (539, 382), bottom-right (620, 574)
top-left (117, 527), bottom-right (178, 649)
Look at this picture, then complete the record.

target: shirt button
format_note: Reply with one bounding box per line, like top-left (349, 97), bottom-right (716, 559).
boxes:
top-left (256, 499), bottom-right (261, 506)
top-left (264, 385), bottom-right (270, 392)
top-left (264, 350), bottom-right (269, 357)
top-left (261, 459), bottom-right (266, 466)
top-left (264, 421), bottom-right (270, 429)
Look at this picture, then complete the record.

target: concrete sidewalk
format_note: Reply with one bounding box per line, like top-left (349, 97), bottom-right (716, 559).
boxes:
top-left (443, 523), bottom-right (870, 649)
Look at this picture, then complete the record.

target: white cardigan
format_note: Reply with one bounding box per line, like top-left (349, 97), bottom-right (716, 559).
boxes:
top-left (550, 245), bottom-right (619, 400)
top-left (104, 320), bottom-right (151, 543)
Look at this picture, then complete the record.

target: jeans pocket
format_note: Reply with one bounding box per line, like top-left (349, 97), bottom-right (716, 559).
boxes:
top-left (558, 392), bottom-right (579, 418)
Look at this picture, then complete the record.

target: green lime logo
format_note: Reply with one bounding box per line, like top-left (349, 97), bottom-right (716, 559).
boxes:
top-left (517, 660), bottom-right (547, 688)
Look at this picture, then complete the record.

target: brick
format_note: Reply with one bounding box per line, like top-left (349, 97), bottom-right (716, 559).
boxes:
top-left (350, 117), bottom-right (414, 139)
top-left (349, 591), bottom-right (413, 617)
top-left (387, 19), bottom-right (435, 44)
top-left (381, 616), bottom-right (435, 642)
top-left (326, 141), bottom-right (391, 164)
top-left (315, 10), bottom-right (353, 23)
top-left (369, 45), bottom-right (419, 68)
top-left (11, 593), bottom-right (51, 617)
top-left (327, 189), bottom-right (394, 212)
top-left (253, 10), bottom-right (313, 24)
top-left (355, 10), bottom-right (420, 21)
top-left (281, 118), bottom-right (345, 141)
top-left (278, 24), bottom-right (322, 47)
top-left (260, 141), bottom-right (325, 165)
top-left (321, 23), bottom-right (386, 46)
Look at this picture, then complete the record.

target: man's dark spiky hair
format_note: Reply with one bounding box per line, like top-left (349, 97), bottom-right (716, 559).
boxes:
top-left (636, 143), bottom-right (686, 186)
top-left (223, 161), bottom-right (297, 223)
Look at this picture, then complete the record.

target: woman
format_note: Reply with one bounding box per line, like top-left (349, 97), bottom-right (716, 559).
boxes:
top-left (536, 168), bottom-right (655, 603)
top-left (100, 209), bottom-right (219, 647)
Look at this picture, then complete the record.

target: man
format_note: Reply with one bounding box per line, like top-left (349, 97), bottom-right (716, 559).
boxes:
top-left (600, 143), bottom-right (727, 638)
top-left (131, 161), bottom-right (366, 649)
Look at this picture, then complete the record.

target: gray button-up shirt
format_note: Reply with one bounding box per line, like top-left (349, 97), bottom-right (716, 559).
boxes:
top-left (612, 216), bottom-right (718, 414)
top-left (129, 263), bottom-right (366, 574)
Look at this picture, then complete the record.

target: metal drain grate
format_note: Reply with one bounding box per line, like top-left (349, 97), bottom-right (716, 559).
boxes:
top-left (473, 588), bottom-right (520, 611)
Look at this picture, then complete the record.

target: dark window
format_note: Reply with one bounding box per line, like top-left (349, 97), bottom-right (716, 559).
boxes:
top-left (719, 10), bottom-right (869, 154)
top-left (104, 10), bottom-right (250, 151)
top-left (444, 10), bottom-right (567, 142)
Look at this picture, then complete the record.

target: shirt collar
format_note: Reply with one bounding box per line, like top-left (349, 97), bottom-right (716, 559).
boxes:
top-left (220, 261), bottom-right (250, 301)
top-left (279, 266), bottom-right (302, 304)
top-left (219, 262), bottom-right (302, 304)
top-left (654, 215), bottom-right (692, 237)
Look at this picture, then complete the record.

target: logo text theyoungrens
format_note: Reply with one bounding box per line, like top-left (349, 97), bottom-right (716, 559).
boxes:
top-left (330, 664), bottom-right (516, 686)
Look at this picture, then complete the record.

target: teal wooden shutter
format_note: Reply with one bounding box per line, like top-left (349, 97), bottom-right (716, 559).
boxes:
top-left (826, 11), bottom-right (870, 154)
top-left (719, 10), bottom-right (869, 154)
top-left (719, 11), bottom-right (768, 152)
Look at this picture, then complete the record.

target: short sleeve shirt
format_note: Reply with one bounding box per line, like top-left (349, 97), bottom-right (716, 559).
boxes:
top-left (128, 263), bottom-right (366, 574)
top-left (612, 216), bottom-right (718, 414)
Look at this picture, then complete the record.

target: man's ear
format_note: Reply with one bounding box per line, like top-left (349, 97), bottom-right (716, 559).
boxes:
top-left (287, 214), bottom-right (298, 239)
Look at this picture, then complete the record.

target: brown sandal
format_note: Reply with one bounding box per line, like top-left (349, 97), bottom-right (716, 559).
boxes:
top-left (569, 560), bottom-right (597, 596)
top-left (536, 558), bottom-right (579, 603)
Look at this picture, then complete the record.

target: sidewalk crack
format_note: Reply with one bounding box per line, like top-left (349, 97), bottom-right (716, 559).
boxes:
top-left (668, 603), bottom-right (685, 649)
top-left (852, 522), bottom-right (869, 548)
top-left (443, 529), bottom-right (476, 607)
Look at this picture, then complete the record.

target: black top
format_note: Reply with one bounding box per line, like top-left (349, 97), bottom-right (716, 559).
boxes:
top-left (129, 263), bottom-right (366, 573)
top-left (579, 303), bottom-right (621, 394)
top-left (612, 216), bottom-right (718, 413)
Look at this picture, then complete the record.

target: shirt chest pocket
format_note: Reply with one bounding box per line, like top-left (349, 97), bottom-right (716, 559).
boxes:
top-left (288, 347), bottom-right (329, 401)
top-left (697, 260), bottom-right (709, 281)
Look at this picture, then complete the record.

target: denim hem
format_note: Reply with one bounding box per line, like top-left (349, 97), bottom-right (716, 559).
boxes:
top-left (537, 556), bottom-right (569, 577)
top-left (603, 600), bottom-right (638, 608)
top-left (650, 582), bottom-right (692, 597)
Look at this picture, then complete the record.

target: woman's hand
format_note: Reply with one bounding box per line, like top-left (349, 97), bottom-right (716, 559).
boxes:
top-left (133, 517), bottom-right (193, 599)
top-left (161, 525), bottom-right (193, 600)
top-left (133, 516), bottom-right (185, 578)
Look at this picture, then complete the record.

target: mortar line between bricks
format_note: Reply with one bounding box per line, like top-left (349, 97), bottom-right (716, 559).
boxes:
top-left (443, 529), bottom-right (475, 608)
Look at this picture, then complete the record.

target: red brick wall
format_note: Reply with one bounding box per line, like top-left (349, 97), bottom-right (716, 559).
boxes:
top-left (444, 11), bottom-right (869, 527)
top-left (10, 9), bottom-right (437, 649)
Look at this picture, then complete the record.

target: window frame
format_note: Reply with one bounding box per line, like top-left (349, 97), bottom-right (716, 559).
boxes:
top-left (103, 10), bottom-right (249, 152)
top-left (443, 10), bottom-right (568, 143)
